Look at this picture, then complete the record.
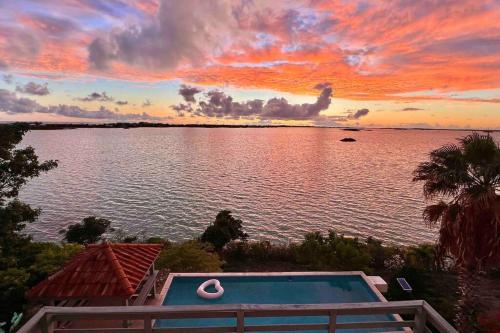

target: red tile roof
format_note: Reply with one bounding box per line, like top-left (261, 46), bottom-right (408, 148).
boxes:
top-left (27, 243), bottom-right (162, 300)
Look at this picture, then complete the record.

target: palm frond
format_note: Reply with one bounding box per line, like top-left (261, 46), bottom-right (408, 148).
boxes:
top-left (460, 133), bottom-right (498, 166)
top-left (422, 201), bottom-right (449, 226)
top-left (414, 133), bottom-right (500, 269)
top-left (413, 143), bottom-right (468, 198)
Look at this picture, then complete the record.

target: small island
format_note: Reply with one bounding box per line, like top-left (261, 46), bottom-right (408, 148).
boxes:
top-left (340, 137), bottom-right (357, 142)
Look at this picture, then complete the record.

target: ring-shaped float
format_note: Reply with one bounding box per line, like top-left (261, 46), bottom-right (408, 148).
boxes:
top-left (197, 279), bottom-right (224, 299)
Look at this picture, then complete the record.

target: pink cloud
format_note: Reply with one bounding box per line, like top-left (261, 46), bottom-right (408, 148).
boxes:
top-left (0, 0), bottom-right (498, 103)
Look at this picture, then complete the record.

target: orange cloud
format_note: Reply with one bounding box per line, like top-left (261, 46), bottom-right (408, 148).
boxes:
top-left (0, 0), bottom-right (498, 105)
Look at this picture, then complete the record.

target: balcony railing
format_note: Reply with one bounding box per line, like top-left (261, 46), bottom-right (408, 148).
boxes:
top-left (17, 300), bottom-right (457, 333)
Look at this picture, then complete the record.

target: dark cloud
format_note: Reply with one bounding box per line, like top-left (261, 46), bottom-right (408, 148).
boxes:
top-left (179, 84), bottom-right (202, 103)
top-left (313, 108), bottom-right (370, 126)
top-left (0, 89), bottom-right (162, 120)
top-left (172, 103), bottom-right (193, 113)
top-left (76, 92), bottom-right (113, 102)
top-left (2, 74), bottom-right (13, 84)
top-left (16, 82), bottom-right (50, 96)
top-left (0, 89), bottom-right (44, 113)
top-left (401, 107), bottom-right (424, 111)
top-left (172, 83), bottom-right (333, 120)
top-left (88, 0), bottom-right (230, 70)
top-left (196, 90), bottom-right (264, 118)
top-left (46, 105), bottom-right (156, 120)
top-left (88, 38), bottom-right (114, 69)
top-left (348, 108), bottom-right (369, 119)
top-left (115, 100), bottom-right (128, 105)
top-left (264, 83), bottom-right (332, 119)
top-left (28, 13), bottom-right (78, 38)
top-left (423, 36), bottom-right (500, 57)
top-left (3, 28), bottom-right (41, 58)
top-left (142, 99), bottom-right (152, 107)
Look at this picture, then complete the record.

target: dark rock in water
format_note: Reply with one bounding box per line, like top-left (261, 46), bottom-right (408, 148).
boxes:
top-left (342, 128), bottom-right (361, 131)
top-left (340, 137), bottom-right (356, 142)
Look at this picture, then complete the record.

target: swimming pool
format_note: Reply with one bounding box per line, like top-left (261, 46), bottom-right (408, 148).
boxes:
top-left (156, 272), bottom-right (402, 332)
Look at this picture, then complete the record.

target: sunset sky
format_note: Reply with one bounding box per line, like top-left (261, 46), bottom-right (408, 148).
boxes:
top-left (0, 0), bottom-right (499, 128)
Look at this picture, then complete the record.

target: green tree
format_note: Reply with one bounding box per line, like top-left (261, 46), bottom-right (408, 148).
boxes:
top-left (0, 123), bottom-right (57, 330)
top-left (413, 133), bottom-right (500, 333)
top-left (28, 243), bottom-right (84, 282)
top-left (0, 124), bottom-right (57, 252)
top-left (0, 124), bottom-right (58, 202)
top-left (156, 241), bottom-right (222, 272)
top-left (200, 210), bottom-right (248, 250)
top-left (60, 216), bottom-right (112, 244)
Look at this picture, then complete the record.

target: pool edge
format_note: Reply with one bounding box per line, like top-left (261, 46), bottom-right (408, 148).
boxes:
top-left (157, 272), bottom-right (408, 332)
top-left (160, 271), bottom-right (385, 303)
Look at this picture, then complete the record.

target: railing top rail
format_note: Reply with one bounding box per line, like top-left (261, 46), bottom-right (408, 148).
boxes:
top-left (18, 300), bottom-right (459, 333)
top-left (42, 300), bottom-right (425, 315)
top-left (17, 307), bottom-right (48, 333)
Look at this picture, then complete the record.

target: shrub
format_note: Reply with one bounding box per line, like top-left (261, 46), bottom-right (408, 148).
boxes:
top-left (223, 241), bottom-right (250, 263)
top-left (0, 268), bottom-right (29, 331)
top-left (294, 231), bottom-right (371, 272)
top-left (405, 244), bottom-right (437, 271)
top-left (60, 216), bottom-right (112, 244)
top-left (156, 241), bottom-right (222, 272)
top-left (223, 240), bottom-right (294, 264)
top-left (249, 241), bottom-right (294, 262)
top-left (145, 237), bottom-right (170, 245)
top-left (200, 210), bottom-right (248, 250)
top-left (365, 237), bottom-right (389, 270)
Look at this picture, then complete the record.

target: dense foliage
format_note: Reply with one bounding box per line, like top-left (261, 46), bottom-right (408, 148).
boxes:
top-left (200, 210), bottom-right (248, 250)
top-left (60, 216), bottom-right (112, 244)
top-left (414, 133), bottom-right (500, 333)
top-left (156, 241), bottom-right (222, 272)
top-left (293, 231), bottom-right (372, 271)
top-left (0, 124), bottom-right (59, 330)
top-left (0, 242), bottom-right (83, 331)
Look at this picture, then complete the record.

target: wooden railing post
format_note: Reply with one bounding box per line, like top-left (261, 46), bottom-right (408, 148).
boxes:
top-left (237, 310), bottom-right (244, 333)
top-left (328, 310), bottom-right (337, 333)
top-left (414, 305), bottom-right (427, 333)
top-left (422, 301), bottom-right (458, 333)
top-left (40, 314), bottom-right (54, 333)
top-left (144, 314), bottom-right (152, 333)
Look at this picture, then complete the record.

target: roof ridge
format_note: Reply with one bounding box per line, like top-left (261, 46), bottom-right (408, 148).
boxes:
top-left (102, 243), bottom-right (135, 295)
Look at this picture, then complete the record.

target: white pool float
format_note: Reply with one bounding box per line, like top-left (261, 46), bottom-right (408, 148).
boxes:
top-left (197, 279), bottom-right (224, 299)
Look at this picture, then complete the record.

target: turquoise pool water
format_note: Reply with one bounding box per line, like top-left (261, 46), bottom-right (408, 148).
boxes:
top-left (156, 275), bottom-right (402, 332)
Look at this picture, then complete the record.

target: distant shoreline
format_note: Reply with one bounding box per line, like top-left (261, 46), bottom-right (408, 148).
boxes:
top-left (1, 122), bottom-right (498, 132)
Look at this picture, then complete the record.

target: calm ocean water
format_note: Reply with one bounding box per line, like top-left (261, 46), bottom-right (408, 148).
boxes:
top-left (18, 128), bottom-right (499, 245)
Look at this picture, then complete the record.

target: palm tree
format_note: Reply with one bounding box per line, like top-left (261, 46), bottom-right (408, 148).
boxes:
top-left (413, 132), bottom-right (500, 333)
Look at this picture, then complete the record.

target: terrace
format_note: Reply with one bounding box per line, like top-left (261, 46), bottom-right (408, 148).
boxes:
top-left (18, 271), bottom-right (457, 333)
